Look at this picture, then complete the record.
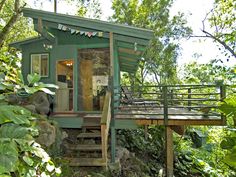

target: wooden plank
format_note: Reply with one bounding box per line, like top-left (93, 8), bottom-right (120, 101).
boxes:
top-left (77, 132), bottom-right (101, 138)
top-left (64, 157), bottom-right (106, 166)
top-left (101, 124), bottom-right (107, 162)
top-left (110, 32), bottom-right (114, 76)
top-left (65, 144), bottom-right (102, 151)
top-left (80, 59), bottom-right (93, 111)
top-left (165, 126), bottom-right (173, 177)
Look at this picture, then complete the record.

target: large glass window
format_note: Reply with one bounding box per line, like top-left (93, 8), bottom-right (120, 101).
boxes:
top-left (31, 54), bottom-right (49, 77)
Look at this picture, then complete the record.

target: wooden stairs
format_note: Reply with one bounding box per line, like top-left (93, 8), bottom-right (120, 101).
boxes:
top-left (63, 114), bottom-right (107, 166)
top-left (63, 92), bottom-right (111, 167)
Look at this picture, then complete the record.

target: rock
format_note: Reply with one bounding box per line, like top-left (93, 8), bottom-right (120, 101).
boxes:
top-left (116, 147), bottom-right (130, 162)
top-left (36, 120), bottom-right (56, 147)
top-left (61, 131), bottom-right (68, 140)
top-left (24, 104), bottom-right (36, 113)
top-left (7, 94), bottom-right (18, 104)
top-left (108, 161), bottom-right (122, 177)
top-left (30, 91), bottom-right (50, 115)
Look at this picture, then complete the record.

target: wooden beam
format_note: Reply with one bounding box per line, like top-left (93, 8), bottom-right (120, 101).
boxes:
top-left (117, 41), bottom-right (147, 52)
top-left (165, 126), bottom-right (174, 177)
top-left (119, 52), bottom-right (141, 60)
top-left (110, 32), bottom-right (114, 77)
top-left (114, 34), bottom-right (150, 46)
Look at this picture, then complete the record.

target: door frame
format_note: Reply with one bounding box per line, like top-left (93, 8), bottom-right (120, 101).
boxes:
top-left (55, 58), bottom-right (75, 112)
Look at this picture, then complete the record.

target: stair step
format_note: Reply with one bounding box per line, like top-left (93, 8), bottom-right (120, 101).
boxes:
top-left (64, 157), bottom-right (106, 166)
top-left (77, 132), bottom-right (101, 138)
top-left (66, 144), bottom-right (102, 151)
top-left (82, 122), bottom-right (100, 127)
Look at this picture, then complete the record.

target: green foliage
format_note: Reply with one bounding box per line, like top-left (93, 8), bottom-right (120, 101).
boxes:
top-left (182, 59), bottom-right (236, 84)
top-left (76, 0), bottom-right (102, 19)
top-left (117, 126), bottom-right (165, 175)
top-left (207, 0), bottom-right (236, 58)
top-left (112, 0), bottom-right (192, 85)
top-left (0, 105), bottom-right (61, 176)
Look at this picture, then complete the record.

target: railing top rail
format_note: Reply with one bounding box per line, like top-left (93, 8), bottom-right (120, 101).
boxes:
top-left (114, 84), bottom-right (229, 88)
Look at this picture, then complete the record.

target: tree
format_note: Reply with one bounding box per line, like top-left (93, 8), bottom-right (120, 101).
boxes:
top-left (0, 0), bottom-right (27, 47)
top-left (76, 0), bottom-right (102, 19)
top-left (182, 59), bottom-right (236, 84)
top-left (193, 0), bottom-right (236, 59)
top-left (111, 0), bottom-right (192, 85)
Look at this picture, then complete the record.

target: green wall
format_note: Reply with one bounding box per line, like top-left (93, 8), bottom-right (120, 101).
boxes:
top-left (20, 33), bottom-right (118, 112)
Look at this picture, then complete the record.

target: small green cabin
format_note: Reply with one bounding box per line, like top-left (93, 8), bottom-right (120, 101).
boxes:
top-left (12, 8), bottom-right (153, 113)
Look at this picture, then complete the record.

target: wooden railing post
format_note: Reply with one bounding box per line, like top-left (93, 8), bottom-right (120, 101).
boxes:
top-left (188, 88), bottom-right (191, 111)
top-left (163, 86), bottom-right (168, 125)
top-left (100, 91), bottom-right (111, 167)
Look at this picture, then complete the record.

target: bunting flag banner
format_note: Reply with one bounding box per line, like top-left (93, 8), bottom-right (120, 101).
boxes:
top-left (58, 23), bottom-right (103, 38)
top-left (71, 29), bottom-right (76, 34)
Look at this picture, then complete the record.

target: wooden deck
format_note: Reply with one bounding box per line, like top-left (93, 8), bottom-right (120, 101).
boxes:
top-left (114, 84), bottom-right (226, 126)
top-left (115, 107), bottom-right (223, 126)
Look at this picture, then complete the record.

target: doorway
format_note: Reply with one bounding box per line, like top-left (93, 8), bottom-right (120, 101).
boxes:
top-left (78, 48), bottom-right (110, 111)
top-left (55, 59), bottom-right (74, 112)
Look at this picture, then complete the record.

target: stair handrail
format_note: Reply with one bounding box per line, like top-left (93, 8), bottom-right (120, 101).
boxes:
top-left (100, 91), bottom-right (111, 166)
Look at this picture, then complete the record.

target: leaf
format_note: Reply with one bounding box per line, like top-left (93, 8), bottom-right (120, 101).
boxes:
top-left (27, 74), bottom-right (40, 85)
top-left (46, 161), bottom-right (55, 172)
top-left (32, 143), bottom-right (50, 162)
top-left (23, 156), bottom-right (34, 167)
top-left (220, 137), bottom-right (236, 149)
top-left (0, 141), bottom-right (18, 174)
top-left (38, 88), bottom-right (55, 95)
top-left (0, 95), bottom-right (5, 100)
top-left (223, 147), bottom-right (236, 168)
top-left (0, 124), bottom-right (33, 142)
top-left (0, 105), bottom-right (31, 125)
top-left (38, 83), bottom-right (59, 89)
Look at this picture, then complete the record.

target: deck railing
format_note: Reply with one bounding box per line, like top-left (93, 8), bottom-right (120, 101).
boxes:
top-left (113, 84), bottom-right (226, 124)
top-left (100, 91), bottom-right (111, 166)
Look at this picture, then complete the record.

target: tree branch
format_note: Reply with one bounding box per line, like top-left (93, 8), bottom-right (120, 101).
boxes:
top-left (0, 0), bottom-right (25, 48)
top-left (0, 0), bottom-right (7, 13)
top-left (202, 29), bottom-right (236, 58)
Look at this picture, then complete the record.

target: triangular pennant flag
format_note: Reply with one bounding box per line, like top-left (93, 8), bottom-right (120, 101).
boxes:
top-left (87, 32), bottom-right (93, 37)
top-left (80, 31), bottom-right (85, 35)
top-left (76, 30), bottom-right (80, 34)
top-left (98, 32), bottom-right (103, 37)
top-left (58, 24), bottom-right (63, 30)
top-left (62, 25), bottom-right (67, 31)
top-left (92, 32), bottom-right (97, 36)
top-left (71, 29), bottom-right (76, 34)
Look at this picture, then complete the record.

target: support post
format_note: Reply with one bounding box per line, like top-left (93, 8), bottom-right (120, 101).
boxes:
top-left (109, 32), bottom-right (116, 163)
top-left (163, 86), bottom-right (168, 125)
top-left (188, 88), bottom-right (191, 111)
top-left (220, 85), bottom-right (226, 125)
top-left (165, 126), bottom-right (174, 177)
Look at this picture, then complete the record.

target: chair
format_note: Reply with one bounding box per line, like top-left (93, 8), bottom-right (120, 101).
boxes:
top-left (121, 86), bottom-right (159, 110)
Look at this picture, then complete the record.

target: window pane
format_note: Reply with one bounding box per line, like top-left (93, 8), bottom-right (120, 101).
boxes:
top-left (31, 55), bottom-right (40, 74)
top-left (41, 54), bottom-right (48, 76)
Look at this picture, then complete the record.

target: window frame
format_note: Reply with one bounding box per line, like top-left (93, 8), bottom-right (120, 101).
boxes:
top-left (30, 53), bottom-right (49, 77)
